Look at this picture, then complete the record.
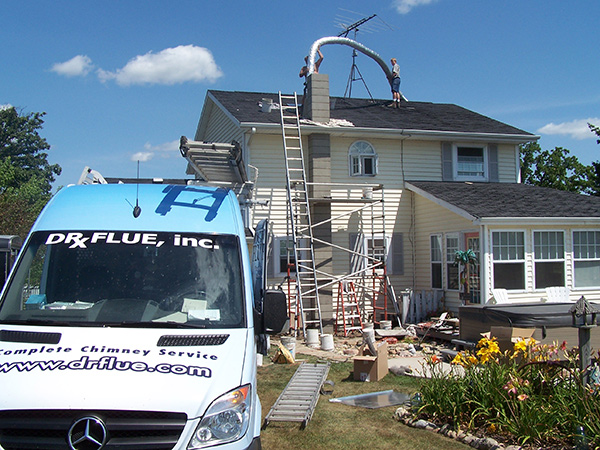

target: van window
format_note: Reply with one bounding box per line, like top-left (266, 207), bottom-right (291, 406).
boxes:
top-left (0, 231), bottom-right (245, 328)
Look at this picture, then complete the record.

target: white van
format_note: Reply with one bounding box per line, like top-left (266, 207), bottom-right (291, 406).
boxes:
top-left (0, 182), bottom-right (287, 450)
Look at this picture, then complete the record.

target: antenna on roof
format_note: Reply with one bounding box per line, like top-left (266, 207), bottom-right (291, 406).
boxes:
top-left (335, 11), bottom-right (387, 99)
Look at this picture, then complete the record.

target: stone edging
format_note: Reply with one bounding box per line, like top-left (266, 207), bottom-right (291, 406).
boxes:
top-left (394, 406), bottom-right (523, 450)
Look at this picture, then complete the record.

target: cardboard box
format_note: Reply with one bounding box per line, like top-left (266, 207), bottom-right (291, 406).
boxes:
top-left (353, 341), bottom-right (388, 382)
top-left (481, 326), bottom-right (535, 353)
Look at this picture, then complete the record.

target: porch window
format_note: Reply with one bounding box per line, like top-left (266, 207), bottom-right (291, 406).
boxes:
top-left (446, 234), bottom-right (459, 290)
top-left (349, 141), bottom-right (377, 177)
top-left (573, 230), bottom-right (600, 288)
top-left (430, 235), bottom-right (442, 289)
top-left (533, 231), bottom-right (565, 289)
top-left (492, 231), bottom-right (525, 290)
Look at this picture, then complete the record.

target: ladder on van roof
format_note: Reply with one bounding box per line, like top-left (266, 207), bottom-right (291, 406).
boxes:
top-left (279, 92), bottom-right (323, 336)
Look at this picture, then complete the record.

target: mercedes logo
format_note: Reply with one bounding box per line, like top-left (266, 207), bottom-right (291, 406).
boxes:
top-left (67, 416), bottom-right (108, 450)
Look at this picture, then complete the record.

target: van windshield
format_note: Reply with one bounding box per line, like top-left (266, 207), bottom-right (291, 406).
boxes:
top-left (0, 231), bottom-right (245, 328)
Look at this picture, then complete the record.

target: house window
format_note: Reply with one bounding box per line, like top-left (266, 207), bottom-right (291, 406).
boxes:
top-left (573, 231), bottom-right (600, 288)
top-left (430, 235), bottom-right (442, 289)
top-left (446, 234), bottom-right (459, 290)
top-left (492, 231), bottom-right (525, 290)
top-left (349, 141), bottom-right (377, 176)
top-left (533, 231), bottom-right (565, 289)
top-left (358, 235), bottom-right (390, 272)
top-left (455, 145), bottom-right (486, 180)
top-left (276, 237), bottom-right (295, 275)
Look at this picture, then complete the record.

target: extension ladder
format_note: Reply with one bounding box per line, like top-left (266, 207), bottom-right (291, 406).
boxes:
top-left (263, 361), bottom-right (330, 429)
top-left (335, 281), bottom-right (363, 336)
top-left (279, 91), bottom-right (323, 336)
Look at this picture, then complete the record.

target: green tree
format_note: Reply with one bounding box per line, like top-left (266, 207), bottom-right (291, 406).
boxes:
top-left (589, 123), bottom-right (600, 196)
top-left (520, 142), bottom-right (593, 194)
top-left (0, 107), bottom-right (61, 237)
top-left (589, 122), bottom-right (600, 145)
top-left (0, 107), bottom-right (61, 193)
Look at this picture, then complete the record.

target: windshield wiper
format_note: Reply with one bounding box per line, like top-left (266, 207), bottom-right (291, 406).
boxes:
top-left (103, 321), bottom-right (207, 329)
top-left (0, 319), bottom-right (97, 327)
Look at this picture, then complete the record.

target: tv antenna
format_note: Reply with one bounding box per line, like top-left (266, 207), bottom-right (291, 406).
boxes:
top-left (335, 12), bottom-right (390, 99)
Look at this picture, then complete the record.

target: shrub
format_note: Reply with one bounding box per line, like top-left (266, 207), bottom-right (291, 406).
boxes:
top-left (418, 338), bottom-right (599, 448)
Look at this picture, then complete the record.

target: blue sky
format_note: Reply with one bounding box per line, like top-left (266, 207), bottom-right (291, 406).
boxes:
top-left (2, 0), bottom-right (599, 188)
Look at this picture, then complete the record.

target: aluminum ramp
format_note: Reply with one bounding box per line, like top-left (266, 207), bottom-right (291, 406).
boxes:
top-left (263, 361), bottom-right (330, 429)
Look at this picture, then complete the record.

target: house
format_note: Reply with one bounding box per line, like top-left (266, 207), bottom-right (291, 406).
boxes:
top-left (193, 72), bottom-right (600, 328)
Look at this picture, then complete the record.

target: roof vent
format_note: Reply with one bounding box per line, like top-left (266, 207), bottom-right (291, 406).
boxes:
top-left (261, 98), bottom-right (274, 113)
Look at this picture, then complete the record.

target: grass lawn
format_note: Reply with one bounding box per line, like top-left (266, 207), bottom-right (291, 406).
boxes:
top-left (257, 353), bottom-right (471, 450)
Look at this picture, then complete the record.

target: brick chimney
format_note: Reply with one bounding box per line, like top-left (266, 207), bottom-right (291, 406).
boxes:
top-left (303, 73), bottom-right (330, 123)
top-left (303, 73), bottom-right (333, 329)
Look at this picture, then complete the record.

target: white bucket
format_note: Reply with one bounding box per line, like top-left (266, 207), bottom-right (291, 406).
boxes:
top-left (280, 336), bottom-right (296, 358)
top-left (306, 328), bottom-right (320, 347)
top-left (321, 333), bottom-right (334, 351)
top-left (380, 320), bottom-right (392, 330)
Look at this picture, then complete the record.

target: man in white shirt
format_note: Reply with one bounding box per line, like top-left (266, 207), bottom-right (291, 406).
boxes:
top-left (390, 58), bottom-right (401, 108)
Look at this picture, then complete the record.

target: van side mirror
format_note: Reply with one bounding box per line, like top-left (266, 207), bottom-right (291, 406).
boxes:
top-left (262, 289), bottom-right (289, 335)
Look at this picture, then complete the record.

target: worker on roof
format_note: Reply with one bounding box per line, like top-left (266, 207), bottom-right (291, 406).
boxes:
top-left (299, 49), bottom-right (324, 78)
top-left (389, 57), bottom-right (401, 108)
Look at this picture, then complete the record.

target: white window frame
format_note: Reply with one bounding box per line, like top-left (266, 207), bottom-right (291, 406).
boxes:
top-left (360, 233), bottom-right (392, 273)
top-left (446, 233), bottom-right (460, 291)
top-left (572, 230), bottom-right (600, 288)
top-left (491, 230), bottom-right (526, 291)
top-left (430, 234), bottom-right (443, 289)
top-left (275, 237), bottom-right (297, 276)
top-left (349, 140), bottom-right (378, 177)
top-left (532, 230), bottom-right (565, 290)
top-left (453, 144), bottom-right (487, 181)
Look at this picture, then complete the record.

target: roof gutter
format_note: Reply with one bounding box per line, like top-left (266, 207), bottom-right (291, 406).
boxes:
top-left (475, 217), bottom-right (600, 226)
top-left (240, 122), bottom-right (537, 143)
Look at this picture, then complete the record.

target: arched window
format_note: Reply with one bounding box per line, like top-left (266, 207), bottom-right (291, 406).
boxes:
top-left (348, 141), bottom-right (378, 176)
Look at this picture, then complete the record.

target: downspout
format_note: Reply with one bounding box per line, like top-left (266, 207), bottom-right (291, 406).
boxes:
top-left (400, 132), bottom-right (416, 292)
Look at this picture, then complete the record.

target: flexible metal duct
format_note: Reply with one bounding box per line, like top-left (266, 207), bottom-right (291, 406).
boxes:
top-left (307, 36), bottom-right (393, 85)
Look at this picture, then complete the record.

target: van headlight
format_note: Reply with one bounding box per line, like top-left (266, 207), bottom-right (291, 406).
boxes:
top-left (188, 385), bottom-right (252, 448)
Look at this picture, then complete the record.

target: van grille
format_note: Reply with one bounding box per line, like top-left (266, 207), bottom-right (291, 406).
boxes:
top-left (157, 334), bottom-right (229, 346)
top-left (0, 409), bottom-right (187, 450)
top-left (0, 329), bottom-right (61, 344)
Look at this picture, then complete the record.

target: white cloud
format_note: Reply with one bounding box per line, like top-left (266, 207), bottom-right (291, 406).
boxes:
top-left (98, 45), bottom-right (222, 86)
top-left (51, 55), bottom-right (94, 77)
top-left (131, 140), bottom-right (179, 162)
top-left (392, 0), bottom-right (438, 14)
top-left (537, 118), bottom-right (600, 140)
top-left (131, 152), bottom-right (154, 162)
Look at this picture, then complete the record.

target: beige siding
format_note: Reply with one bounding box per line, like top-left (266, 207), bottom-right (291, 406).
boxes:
top-left (402, 141), bottom-right (443, 181)
top-left (197, 103), bottom-right (243, 144)
top-left (248, 135), bottom-right (288, 235)
top-left (412, 193), bottom-right (475, 311)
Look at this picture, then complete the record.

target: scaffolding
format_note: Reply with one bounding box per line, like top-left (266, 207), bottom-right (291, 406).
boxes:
top-left (284, 180), bottom-right (398, 335)
top-left (279, 92), bottom-right (398, 336)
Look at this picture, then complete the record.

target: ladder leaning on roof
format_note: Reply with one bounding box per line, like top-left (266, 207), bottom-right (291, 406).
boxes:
top-left (278, 91), bottom-right (323, 336)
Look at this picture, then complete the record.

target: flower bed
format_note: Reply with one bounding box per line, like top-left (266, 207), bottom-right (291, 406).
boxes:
top-left (415, 337), bottom-right (599, 449)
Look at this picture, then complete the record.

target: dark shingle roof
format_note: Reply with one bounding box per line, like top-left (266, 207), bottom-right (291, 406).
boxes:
top-left (208, 90), bottom-right (534, 137)
top-left (407, 181), bottom-right (600, 219)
